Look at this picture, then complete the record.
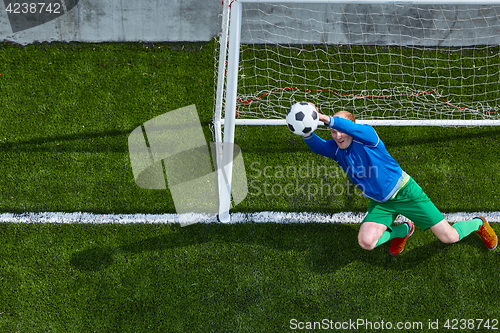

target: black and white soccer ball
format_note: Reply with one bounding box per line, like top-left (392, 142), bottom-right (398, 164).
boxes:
top-left (285, 102), bottom-right (319, 136)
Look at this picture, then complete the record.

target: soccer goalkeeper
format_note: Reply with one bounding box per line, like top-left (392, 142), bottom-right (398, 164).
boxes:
top-left (302, 108), bottom-right (497, 255)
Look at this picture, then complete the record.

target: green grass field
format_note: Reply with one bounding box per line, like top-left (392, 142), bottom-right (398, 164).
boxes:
top-left (1, 41), bottom-right (500, 332)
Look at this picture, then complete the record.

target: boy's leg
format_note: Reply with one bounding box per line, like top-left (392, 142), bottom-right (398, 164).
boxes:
top-left (376, 223), bottom-right (410, 247)
top-left (452, 216), bottom-right (497, 249)
top-left (358, 222), bottom-right (387, 250)
top-left (431, 217), bottom-right (497, 249)
top-left (360, 199), bottom-right (398, 250)
top-left (395, 176), bottom-right (497, 249)
top-left (358, 221), bottom-right (410, 250)
top-left (388, 221), bottom-right (414, 255)
top-left (429, 219), bottom-right (460, 243)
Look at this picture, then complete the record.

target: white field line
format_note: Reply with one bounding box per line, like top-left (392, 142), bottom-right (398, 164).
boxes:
top-left (0, 211), bottom-right (500, 224)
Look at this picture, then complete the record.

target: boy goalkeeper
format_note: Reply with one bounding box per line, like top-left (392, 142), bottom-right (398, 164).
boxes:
top-left (301, 108), bottom-right (497, 255)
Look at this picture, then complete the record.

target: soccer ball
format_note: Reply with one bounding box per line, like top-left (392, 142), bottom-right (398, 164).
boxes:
top-left (286, 102), bottom-right (319, 136)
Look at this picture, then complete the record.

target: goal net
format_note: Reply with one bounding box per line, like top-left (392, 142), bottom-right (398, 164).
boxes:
top-left (215, 0), bottom-right (500, 127)
top-left (213, 0), bottom-right (500, 222)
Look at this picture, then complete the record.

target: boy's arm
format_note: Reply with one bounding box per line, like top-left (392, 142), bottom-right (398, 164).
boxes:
top-left (302, 133), bottom-right (337, 159)
top-left (319, 113), bottom-right (331, 126)
top-left (319, 113), bottom-right (379, 147)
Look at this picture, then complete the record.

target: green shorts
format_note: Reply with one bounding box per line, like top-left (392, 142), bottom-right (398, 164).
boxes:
top-left (363, 176), bottom-right (444, 231)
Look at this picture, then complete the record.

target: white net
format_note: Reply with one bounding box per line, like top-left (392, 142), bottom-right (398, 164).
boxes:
top-left (219, 2), bottom-right (500, 124)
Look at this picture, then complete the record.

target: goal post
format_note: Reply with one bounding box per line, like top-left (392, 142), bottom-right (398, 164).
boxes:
top-left (214, 0), bottom-right (500, 221)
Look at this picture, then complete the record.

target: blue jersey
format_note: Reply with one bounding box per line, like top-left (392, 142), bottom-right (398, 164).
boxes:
top-left (303, 116), bottom-right (404, 202)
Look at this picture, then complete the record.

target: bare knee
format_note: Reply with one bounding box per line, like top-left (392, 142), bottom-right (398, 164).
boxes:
top-left (358, 222), bottom-right (387, 251)
top-left (358, 233), bottom-right (378, 250)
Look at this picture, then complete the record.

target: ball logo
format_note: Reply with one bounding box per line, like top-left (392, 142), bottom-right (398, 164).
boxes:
top-left (3, 0), bottom-right (80, 33)
top-left (128, 105), bottom-right (248, 225)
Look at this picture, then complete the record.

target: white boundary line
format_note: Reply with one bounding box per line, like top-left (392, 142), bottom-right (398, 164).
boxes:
top-left (0, 211), bottom-right (499, 224)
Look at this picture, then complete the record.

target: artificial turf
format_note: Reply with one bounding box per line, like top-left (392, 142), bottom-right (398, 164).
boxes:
top-left (1, 222), bottom-right (500, 332)
top-left (0, 41), bottom-right (499, 332)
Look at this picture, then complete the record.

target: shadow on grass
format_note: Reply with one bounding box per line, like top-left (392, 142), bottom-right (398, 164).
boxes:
top-left (70, 246), bottom-right (116, 272)
top-left (0, 120), bottom-right (214, 154)
top-left (69, 222), bottom-right (490, 273)
top-left (0, 129), bottom-right (132, 153)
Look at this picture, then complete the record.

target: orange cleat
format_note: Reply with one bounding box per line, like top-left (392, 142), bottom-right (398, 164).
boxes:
top-left (475, 216), bottom-right (497, 250)
top-left (389, 221), bottom-right (414, 256)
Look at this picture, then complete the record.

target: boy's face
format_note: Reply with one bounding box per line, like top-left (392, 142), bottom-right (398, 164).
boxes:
top-left (330, 128), bottom-right (353, 149)
top-left (330, 111), bottom-right (354, 149)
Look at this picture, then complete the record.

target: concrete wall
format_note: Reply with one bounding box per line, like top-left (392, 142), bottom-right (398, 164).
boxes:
top-left (1, 1), bottom-right (500, 46)
top-left (0, 0), bottom-right (222, 44)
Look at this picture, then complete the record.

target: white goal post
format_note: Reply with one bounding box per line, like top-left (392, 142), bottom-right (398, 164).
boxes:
top-left (214, 0), bottom-right (500, 221)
